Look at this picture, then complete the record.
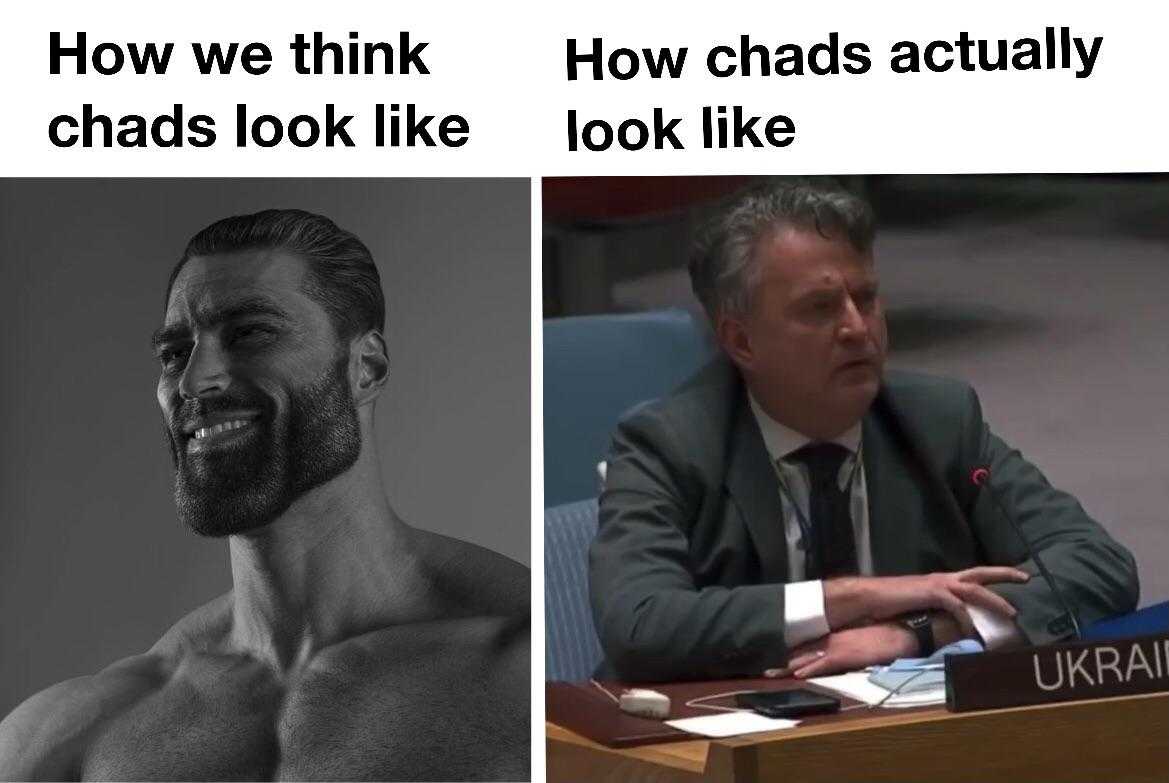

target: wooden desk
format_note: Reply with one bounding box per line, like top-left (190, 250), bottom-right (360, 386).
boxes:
top-left (547, 691), bottom-right (1169, 782)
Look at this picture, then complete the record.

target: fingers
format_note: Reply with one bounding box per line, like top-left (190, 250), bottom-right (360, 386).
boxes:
top-left (927, 586), bottom-right (974, 633)
top-left (788, 650), bottom-right (826, 671)
top-left (764, 649), bottom-right (826, 679)
top-left (956, 566), bottom-right (1030, 585)
top-left (954, 609), bottom-right (977, 638)
top-left (937, 600), bottom-right (977, 638)
top-left (793, 658), bottom-right (830, 679)
top-left (950, 581), bottom-right (1018, 618)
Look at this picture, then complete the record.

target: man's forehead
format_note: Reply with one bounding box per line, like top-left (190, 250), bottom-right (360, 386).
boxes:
top-left (165, 249), bottom-right (309, 321)
top-left (755, 226), bottom-right (876, 286)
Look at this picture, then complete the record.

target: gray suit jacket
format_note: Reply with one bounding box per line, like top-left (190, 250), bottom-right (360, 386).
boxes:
top-left (590, 358), bottom-right (1139, 682)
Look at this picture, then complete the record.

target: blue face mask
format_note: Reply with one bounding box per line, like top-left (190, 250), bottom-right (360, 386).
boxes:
top-left (868, 638), bottom-right (985, 695)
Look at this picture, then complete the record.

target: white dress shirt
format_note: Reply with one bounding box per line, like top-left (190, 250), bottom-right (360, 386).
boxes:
top-left (748, 395), bottom-right (1021, 650)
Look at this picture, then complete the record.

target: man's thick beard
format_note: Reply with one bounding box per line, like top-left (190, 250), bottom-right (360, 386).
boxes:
top-left (169, 357), bottom-right (361, 537)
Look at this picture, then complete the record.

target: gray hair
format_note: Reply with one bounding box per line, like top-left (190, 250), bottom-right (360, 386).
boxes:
top-left (689, 180), bottom-right (875, 320)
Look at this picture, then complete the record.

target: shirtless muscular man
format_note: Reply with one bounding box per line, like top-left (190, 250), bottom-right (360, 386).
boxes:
top-left (0, 209), bottom-right (530, 781)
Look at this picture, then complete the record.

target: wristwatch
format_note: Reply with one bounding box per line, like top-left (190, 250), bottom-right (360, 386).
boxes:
top-left (902, 613), bottom-right (936, 657)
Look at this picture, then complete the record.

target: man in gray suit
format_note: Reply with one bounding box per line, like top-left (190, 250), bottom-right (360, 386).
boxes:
top-left (590, 181), bottom-right (1139, 683)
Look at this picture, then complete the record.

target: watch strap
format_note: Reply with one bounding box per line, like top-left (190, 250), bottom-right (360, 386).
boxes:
top-left (903, 613), bottom-right (936, 657)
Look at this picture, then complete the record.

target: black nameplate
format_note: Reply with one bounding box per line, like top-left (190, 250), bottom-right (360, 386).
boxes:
top-left (945, 632), bottom-right (1169, 713)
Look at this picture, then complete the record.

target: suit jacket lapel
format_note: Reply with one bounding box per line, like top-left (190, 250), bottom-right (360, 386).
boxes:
top-left (862, 404), bottom-right (922, 576)
top-left (864, 387), bottom-right (978, 574)
top-left (724, 395), bottom-right (789, 583)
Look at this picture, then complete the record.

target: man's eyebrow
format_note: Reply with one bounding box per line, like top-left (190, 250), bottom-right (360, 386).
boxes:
top-left (150, 297), bottom-right (293, 350)
top-left (791, 284), bottom-right (843, 303)
top-left (151, 324), bottom-right (189, 351)
top-left (208, 297), bottom-right (294, 325)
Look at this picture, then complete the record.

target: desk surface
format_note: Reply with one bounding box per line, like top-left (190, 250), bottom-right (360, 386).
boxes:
top-left (547, 691), bottom-right (1169, 783)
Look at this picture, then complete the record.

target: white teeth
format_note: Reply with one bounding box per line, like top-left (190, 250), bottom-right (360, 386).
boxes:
top-left (192, 420), bottom-right (251, 440)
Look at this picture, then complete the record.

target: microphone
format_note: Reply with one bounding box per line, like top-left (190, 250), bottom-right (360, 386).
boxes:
top-left (970, 467), bottom-right (1082, 640)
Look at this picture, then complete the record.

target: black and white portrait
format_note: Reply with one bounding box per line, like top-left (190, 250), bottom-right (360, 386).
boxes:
top-left (0, 179), bottom-right (531, 781)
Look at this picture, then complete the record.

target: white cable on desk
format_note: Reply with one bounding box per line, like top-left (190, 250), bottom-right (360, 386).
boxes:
top-left (589, 678), bottom-right (620, 704)
top-left (685, 689), bottom-right (755, 713)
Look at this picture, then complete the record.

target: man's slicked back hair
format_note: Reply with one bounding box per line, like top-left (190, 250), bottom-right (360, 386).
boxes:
top-left (689, 178), bottom-right (874, 320)
top-left (167, 209), bottom-right (385, 339)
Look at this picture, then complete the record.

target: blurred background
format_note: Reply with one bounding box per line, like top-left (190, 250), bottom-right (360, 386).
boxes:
top-left (543, 173), bottom-right (1168, 608)
top-left (0, 179), bottom-right (530, 715)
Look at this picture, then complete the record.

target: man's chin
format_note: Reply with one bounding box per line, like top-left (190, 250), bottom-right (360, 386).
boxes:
top-left (180, 510), bottom-right (280, 538)
top-left (175, 485), bottom-right (289, 537)
top-left (824, 373), bottom-right (880, 424)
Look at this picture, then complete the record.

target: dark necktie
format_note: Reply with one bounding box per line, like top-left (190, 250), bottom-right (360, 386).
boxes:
top-left (790, 442), bottom-right (858, 579)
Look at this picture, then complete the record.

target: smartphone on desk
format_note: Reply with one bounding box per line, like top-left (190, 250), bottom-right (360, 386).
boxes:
top-left (736, 689), bottom-right (840, 718)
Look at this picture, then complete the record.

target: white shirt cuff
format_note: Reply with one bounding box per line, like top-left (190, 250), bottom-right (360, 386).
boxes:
top-left (966, 602), bottom-right (1024, 650)
top-left (783, 580), bottom-right (831, 647)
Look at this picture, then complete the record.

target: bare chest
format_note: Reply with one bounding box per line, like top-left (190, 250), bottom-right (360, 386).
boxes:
top-left (80, 652), bottom-right (525, 781)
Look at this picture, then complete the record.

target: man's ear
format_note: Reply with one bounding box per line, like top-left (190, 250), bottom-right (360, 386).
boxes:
top-left (351, 330), bottom-right (389, 406)
top-left (716, 312), bottom-right (754, 372)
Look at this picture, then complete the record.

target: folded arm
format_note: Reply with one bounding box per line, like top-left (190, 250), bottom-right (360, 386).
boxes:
top-left (962, 390), bottom-right (1140, 644)
top-left (591, 485), bottom-right (790, 682)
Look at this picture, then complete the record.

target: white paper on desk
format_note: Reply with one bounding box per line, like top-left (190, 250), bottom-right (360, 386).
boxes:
top-left (666, 712), bottom-right (799, 738)
top-left (808, 671), bottom-right (946, 708)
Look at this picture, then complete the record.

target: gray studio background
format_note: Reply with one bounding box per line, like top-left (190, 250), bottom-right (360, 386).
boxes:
top-left (0, 179), bottom-right (529, 714)
top-left (545, 173), bottom-right (1168, 612)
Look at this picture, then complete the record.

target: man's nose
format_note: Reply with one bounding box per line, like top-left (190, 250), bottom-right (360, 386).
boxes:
top-left (837, 295), bottom-right (869, 341)
top-left (178, 339), bottom-right (230, 400)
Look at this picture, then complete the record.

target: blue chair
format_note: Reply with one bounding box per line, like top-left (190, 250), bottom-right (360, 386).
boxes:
top-left (545, 499), bottom-right (603, 681)
top-left (543, 309), bottom-right (715, 507)
top-left (1082, 600), bottom-right (1169, 641)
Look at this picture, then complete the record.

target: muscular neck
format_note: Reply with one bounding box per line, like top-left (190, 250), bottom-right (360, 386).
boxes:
top-left (226, 437), bottom-right (426, 672)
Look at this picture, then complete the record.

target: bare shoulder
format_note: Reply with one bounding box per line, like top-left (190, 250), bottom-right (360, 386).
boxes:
top-left (0, 595), bottom-right (231, 780)
top-left (339, 527), bottom-right (530, 677)
top-left (147, 592), bottom-right (234, 656)
top-left (0, 653), bottom-right (166, 780)
top-left (409, 526), bottom-right (530, 620)
top-left (318, 529), bottom-right (529, 688)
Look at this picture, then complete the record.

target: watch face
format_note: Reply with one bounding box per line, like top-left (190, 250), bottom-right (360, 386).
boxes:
top-left (908, 614), bottom-right (930, 630)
